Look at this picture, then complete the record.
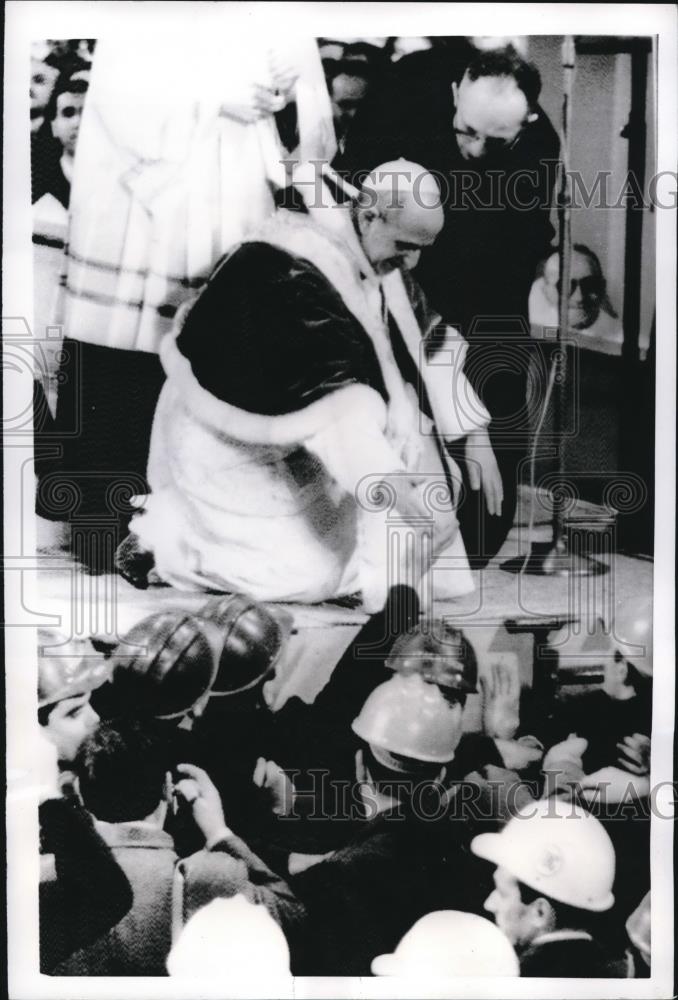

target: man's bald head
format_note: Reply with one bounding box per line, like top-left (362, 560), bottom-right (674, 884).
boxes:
top-left (452, 49), bottom-right (541, 160)
top-left (355, 160), bottom-right (444, 275)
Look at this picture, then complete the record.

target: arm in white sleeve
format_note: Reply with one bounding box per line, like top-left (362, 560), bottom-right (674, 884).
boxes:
top-left (422, 327), bottom-right (491, 442)
top-left (304, 390), bottom-right (406, 494)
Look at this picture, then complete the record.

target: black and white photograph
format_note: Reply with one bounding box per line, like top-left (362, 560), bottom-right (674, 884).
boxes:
top-left (4, 3), bottom-right (676, 997)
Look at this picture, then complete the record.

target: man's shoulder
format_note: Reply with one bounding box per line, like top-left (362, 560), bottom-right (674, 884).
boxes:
top-left (520, 935), bottom-right (625, 977)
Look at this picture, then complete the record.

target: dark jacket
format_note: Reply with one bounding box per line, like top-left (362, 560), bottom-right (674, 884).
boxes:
top-left (520, 930), bottom-right (628, 977)
top-left (341, 46), bottom-right (559, 342)
top-left (56, 819), bottom-right (291, 976)
top-left (40, 797), bottom-right (133, 973)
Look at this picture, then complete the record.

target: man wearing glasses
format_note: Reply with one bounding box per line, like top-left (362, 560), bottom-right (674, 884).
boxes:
top-left (342, 43), bottom-right (560, 567)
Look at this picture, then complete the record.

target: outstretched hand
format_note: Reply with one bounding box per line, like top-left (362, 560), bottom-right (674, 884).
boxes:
top-left (481, 661), bottom-right (521, 740)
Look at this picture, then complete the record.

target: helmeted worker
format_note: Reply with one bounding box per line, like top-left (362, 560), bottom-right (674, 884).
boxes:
top-left (471, 797), bottom-right (626, 977)
top-left (173, 642), bottom-right (498, 976)
top-left (371, 910), bottom-right (519, 977)
top-left (106, 611), bottom-right (222, 723)
top-left (38, 629), bottom-right (110, 765)
top-left (351, 671), bottom-right (466, 777)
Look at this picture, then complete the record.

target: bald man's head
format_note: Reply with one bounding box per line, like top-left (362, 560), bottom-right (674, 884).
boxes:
top-left (354, 160), bottom-right (444, 275)
top-left (451, 50), bottom-right (540, 160)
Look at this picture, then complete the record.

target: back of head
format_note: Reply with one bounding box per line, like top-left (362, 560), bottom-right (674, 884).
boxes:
top-left (75, 719), bottom-right (170, 823)
top-left (110, 612), bottom-right (220, 720)
top-left (385, 621), bottom-right (478, 698)
top-left (464, 47), bottom-right (542, 109)
top-left (360, 158), bottom-right (443, 217)
top-left (200, 594), bottom-right (291, 699)
top-left (167, 894), bottom-right (291, 979)
top-left (372, 910), bottom-right (519, 977)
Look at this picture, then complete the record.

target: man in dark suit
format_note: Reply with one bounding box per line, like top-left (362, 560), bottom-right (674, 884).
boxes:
top-left (342, 45), bottom-right (560, 565)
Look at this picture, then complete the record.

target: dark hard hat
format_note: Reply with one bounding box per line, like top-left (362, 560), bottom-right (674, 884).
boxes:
top-left (385, 622), bottom-right (478, 695)
top-left (110, 612), bottom-right (220, 719)
top-left (201, 594), bottom-right (292, 696)
top-left (38, 630), bottom-right (111, 708)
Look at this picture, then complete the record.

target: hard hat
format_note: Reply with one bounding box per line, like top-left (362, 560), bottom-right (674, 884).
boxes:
top-left (38, 629), bottom-right (111, 708)
top-left (167, 894), bottom-right (290, 979)
top-left (471, 798), bottom-right (615, 912)
top-left (385, 622), bottom-right (478, 695)
top-left (200, 594), bottom-right (292, 696)
top-left (351, 673), bottom-right (463, 764)
top-left (372, 910), bottom-right (519, 977)
top-left (110, 612), bottom-right (220, 719)
top-left (613, 594), bottom-right (653, 676)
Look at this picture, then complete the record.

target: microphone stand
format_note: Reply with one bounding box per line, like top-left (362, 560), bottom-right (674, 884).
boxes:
top-left (502, 35), bottom-right (607, 576)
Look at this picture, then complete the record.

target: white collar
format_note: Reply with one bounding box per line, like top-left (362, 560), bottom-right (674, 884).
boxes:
top-left (532, 929), bottom-right (594, 946)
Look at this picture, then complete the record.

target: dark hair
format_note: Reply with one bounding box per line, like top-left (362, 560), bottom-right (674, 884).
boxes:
top-left (46, 73), bottom-right (89, 123)
top-left (75, 719), bottom-right (170, 823)
top-left (517, 879), bottom-right (599, 935)
top-left (38, 704), bottom-right (56, 727)
top-left (624, 661), bottom-right (652, 699)
top-left (327, 57), bottom-right (375, 87)
top-left (464, 48), bottom-right (542, 108)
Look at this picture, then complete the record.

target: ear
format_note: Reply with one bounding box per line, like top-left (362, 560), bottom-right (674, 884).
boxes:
top-left (531, 896), bottom-right (556, 933)
top-left (614, 656), bottom-right (629, 684)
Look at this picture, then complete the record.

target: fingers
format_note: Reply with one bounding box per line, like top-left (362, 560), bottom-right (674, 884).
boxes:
top-left (175, 762), bottom-right (214, 795)
top-left (253, 757), bottom-right (267, 788)
top-left (482, 476), bottom-right (497, 516)
top-left (174, 778), bottom-right (200, 805)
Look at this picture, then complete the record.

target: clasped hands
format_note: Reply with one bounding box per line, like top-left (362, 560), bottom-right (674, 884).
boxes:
top-left (220, 53), bottom-right (298, 124)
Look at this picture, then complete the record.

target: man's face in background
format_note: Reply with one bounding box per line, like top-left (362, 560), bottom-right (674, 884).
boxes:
top-left (330, 71), bottom-right (369, 142)
top-left (31, 58), bottom-right (59, 121)
top-left (452, 74), bottom-right (529, 161)
top-left (542, 250), bottom-right (604, 330)
top-left (51, 89), bottom-right (86, 156)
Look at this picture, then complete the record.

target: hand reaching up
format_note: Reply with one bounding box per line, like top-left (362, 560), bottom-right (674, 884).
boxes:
top-left (481, 661), bottom-right (521, 740)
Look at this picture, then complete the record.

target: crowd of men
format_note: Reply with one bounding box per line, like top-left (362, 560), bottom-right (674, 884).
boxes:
top-left (31, 33), bottom-right (654, 981)
top-left (38, 587), bottom-right (652, 978)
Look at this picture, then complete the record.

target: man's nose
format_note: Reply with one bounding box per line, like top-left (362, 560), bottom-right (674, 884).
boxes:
top-left (401, 249), bottom-right (421, 271)
top-left (87, 704), bottom-right (100, 729)
top-left (464, 136), bottom-right (486, 159)
top-left (569, 281), bottom-right (584, 304)
top-left (484, 890), bottom-right (499, 913)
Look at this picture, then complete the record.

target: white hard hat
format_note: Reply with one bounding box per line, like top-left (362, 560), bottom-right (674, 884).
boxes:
top-left (613, 594), bottom-right (653, 676)
top-left (471, 798), bottom-right (615, 912)
top-left (352, 673), bottom-right (463, 764)
top-left (372, 910), bottom-right (519, 977)
top-left (167, 894), bottom-right (290, 979)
